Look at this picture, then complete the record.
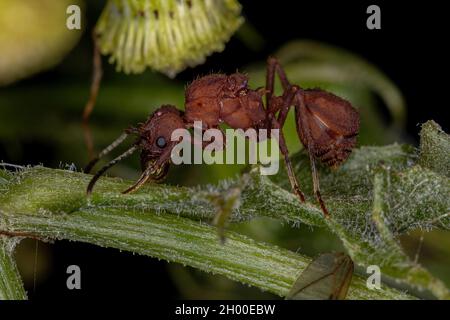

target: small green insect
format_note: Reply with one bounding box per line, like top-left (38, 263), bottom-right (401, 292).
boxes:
top-left (286, 252), bottom-right (354, 300)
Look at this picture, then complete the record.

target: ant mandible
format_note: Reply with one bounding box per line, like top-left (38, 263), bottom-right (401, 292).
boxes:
top-left (85, 57), bottom-right (360, 217)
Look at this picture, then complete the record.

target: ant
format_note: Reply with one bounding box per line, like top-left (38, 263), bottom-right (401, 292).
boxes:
top-left (85, 57), bottom-right (360, 217)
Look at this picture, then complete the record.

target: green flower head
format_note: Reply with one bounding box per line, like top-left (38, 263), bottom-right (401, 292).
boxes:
top-left (96, 0), bottom-right (244, 77)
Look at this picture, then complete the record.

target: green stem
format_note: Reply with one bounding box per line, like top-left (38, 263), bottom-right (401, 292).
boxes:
top-left (1, 209), bottom-right (409, 300)
top-left (0, 166), bottom-right (412, 299)
top-left (0, 237), bottom-right (27, 300)
top-left (0, 166), bottom-right (325, 228)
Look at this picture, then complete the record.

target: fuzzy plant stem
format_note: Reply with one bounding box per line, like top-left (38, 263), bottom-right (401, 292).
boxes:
top-left (0, 237), bottom-right (27, 300)
top-left (0, 167), bottom-right (413, 300)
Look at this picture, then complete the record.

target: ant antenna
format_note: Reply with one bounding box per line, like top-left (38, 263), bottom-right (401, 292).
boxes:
top-left (84, 132), bottom-right (129, 174)
top-left (86, 145), bottom-right (139, 195)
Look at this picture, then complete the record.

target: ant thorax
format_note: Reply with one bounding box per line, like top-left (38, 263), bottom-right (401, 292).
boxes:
top-left (184, 74), bottom-right (266, 130)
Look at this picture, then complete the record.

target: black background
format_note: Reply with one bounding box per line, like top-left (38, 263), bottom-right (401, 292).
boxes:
top-left (5, 0), bottom-right (449, 300)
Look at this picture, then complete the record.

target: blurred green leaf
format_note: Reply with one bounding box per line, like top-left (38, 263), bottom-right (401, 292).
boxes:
top-left (419, 120), bottom-right (450, 177)
top-left (286, 252), bottom-right (354, 300)
top-left (0, 0), bottom-right (84, 86)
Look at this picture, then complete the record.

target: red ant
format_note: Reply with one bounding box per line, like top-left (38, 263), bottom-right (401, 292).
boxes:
top-left (85, 57), bottom-right (359, 217)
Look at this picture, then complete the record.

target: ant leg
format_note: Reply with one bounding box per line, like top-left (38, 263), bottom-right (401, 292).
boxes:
top-left (84, 132), bottom-right (129, 174)
top-left (295, 94), bottom-right (330, 217)
top-left (308, 153), bottom-right (330, 217)
top-left (277, 85), bottom-right (300, 127)
top-left (271, 118), bottom-right (305, 202)
top-left (266, 59), bottom-right (330, 217)
top-left (265, 56), bottom-right (292, 110)
top-left (82, 31), bottom-right (103, 159)
top-left (264, 85), bottom-right (305, 202)
top-left (265, 57), bottom-right (302, 128)
top-left (87, 145), bottom-right (139, 195)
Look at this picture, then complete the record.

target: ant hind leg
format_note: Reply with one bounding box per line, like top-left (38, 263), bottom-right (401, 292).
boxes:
top-left (308, 152), bottom-right (330, 217)
top-left (265, 57), bottom-right (292, 109)
top-left (265, 62), bottom-right (306, 204)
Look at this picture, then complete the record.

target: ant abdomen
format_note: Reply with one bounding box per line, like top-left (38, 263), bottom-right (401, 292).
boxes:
top-left (296, 89), bottom-right (360, 168)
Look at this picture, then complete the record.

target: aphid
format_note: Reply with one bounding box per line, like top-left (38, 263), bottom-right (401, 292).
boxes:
top-left (286, 252), bottom-right (354, 300)
top-left (85, 57), bottom-right (360, 217)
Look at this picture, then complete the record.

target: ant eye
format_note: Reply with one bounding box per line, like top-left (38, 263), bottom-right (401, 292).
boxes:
top-left (156, 136), bottom-right (167, 148)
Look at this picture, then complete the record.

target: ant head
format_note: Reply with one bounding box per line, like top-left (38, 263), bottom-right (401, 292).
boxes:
top-left (85, 105), bottom-right (185, 196)
top-left (138, 105), bottom-right (185, 178)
